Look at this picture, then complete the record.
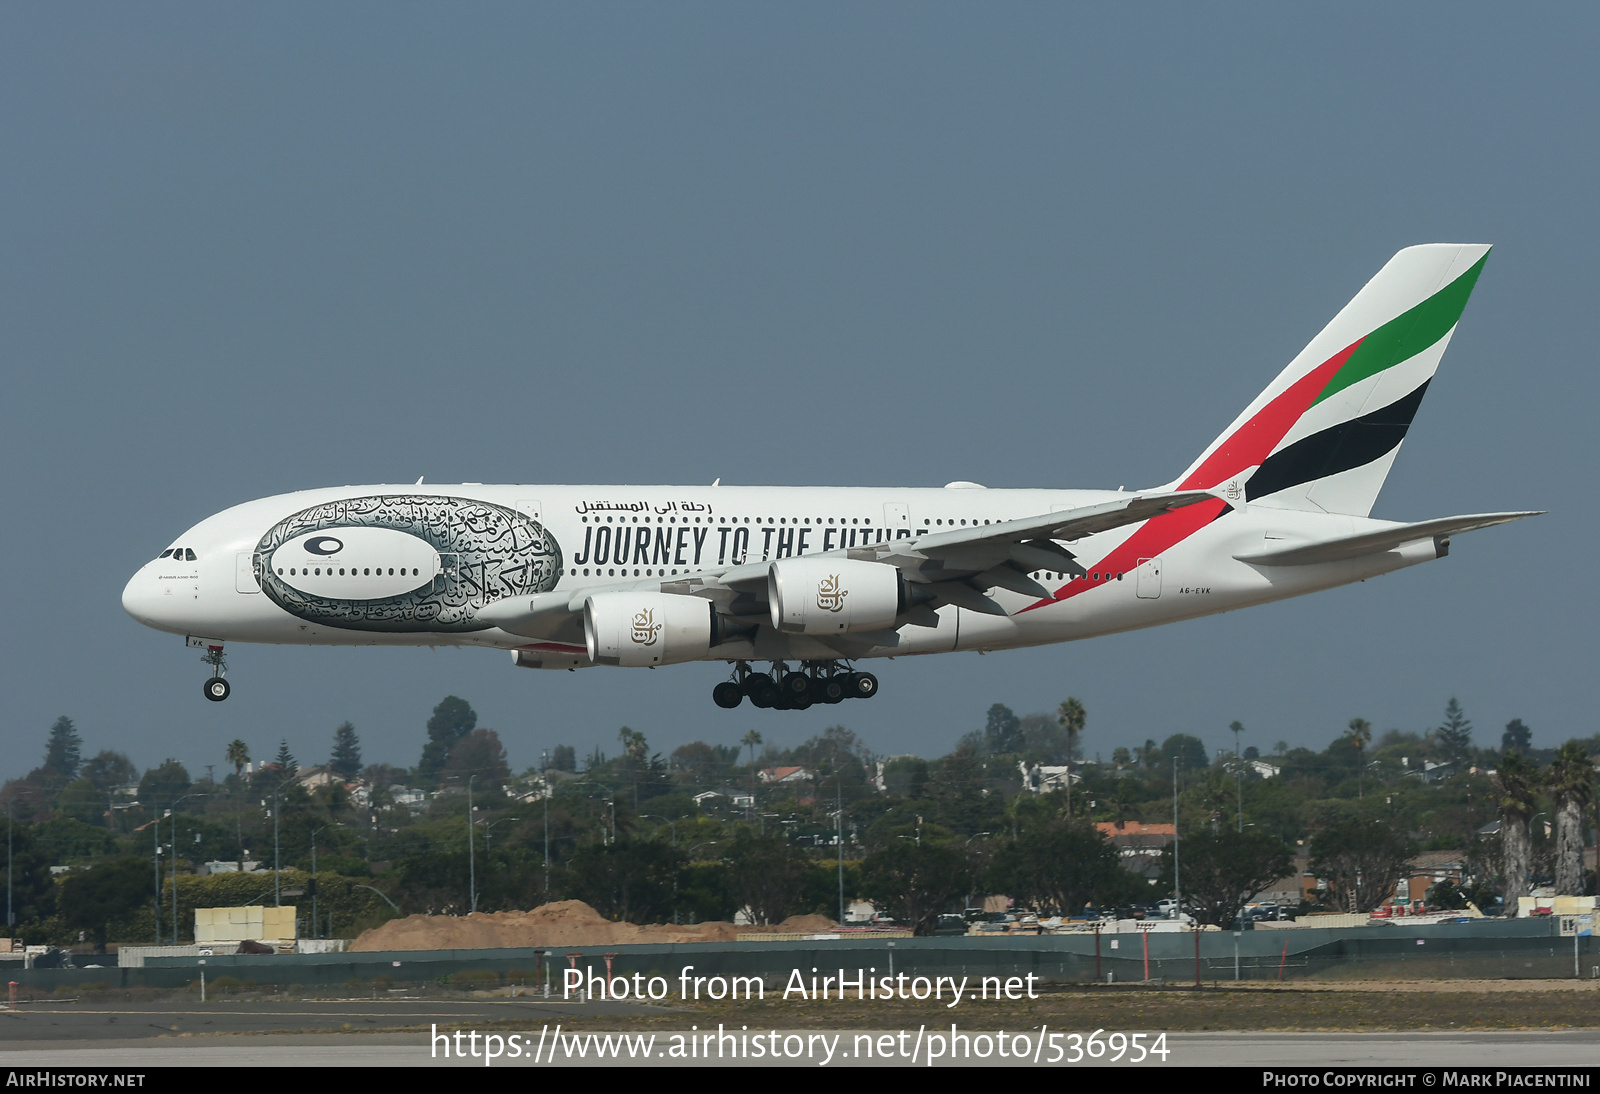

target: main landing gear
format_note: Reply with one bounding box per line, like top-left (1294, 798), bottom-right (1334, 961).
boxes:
top-left (198, 641), bottom-right (231, 702)
top-left (713, 661), bottom-right (877, 710)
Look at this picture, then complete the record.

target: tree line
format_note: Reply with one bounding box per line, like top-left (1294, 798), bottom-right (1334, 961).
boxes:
top-left (0, 693), bottom-right (1592, 946)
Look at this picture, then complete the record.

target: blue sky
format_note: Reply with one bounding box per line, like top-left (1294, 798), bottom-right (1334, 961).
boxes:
top-left (2, 3), bottom-right (1593, 780)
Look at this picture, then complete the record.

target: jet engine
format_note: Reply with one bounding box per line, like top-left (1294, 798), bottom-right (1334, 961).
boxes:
top-left (768, 557), bottom-right (903, 635)
top-left (584, 592), bottom-right (718, 667)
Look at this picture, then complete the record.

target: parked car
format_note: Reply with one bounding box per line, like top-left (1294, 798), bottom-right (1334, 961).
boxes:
top-left (934, 913), bottom-right (968, 935)
top-left (1243, 902), bottom-right (1286, 922)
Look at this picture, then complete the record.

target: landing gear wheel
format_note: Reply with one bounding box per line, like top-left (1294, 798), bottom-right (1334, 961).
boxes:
top-left (847, 672), bottom-right (878, 699)
top-left (781, 671), bottom-right (811, 697)
top-left (821, 677), bottom-right (847, 703)
top-left (743, 673), bottom-right (778, 709)
top-left (203, 677), bottom-right (231, 702)
top-left (712, 682), bottom-right (744, 709)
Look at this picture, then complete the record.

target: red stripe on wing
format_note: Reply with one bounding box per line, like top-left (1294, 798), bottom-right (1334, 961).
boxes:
top-left (1019, 497), bottom-right (1229, 612)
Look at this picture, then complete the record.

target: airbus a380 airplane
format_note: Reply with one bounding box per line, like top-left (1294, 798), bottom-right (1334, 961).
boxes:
top-left (123, 244), bottom-right (1536, 710)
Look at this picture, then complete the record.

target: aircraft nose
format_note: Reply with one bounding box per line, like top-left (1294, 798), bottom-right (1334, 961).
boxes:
top-left (122, 564), bottom-right (183, 632)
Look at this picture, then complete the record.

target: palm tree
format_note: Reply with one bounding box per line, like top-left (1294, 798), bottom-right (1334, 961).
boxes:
top-left (1057, 697), bottom-right (1086, 817)
top-left (1547, 741), bottom-right (1593, 896)
top-left (1496, 749), bottom-right (1540, 915)
top-left (1346, 718), bottom-right (1372, 798)
top-left (224, 739), bottom-right (249, 863)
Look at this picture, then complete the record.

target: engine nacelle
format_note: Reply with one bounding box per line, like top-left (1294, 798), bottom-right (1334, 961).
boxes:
top-left (584, 592), bottom-right (713, 667)
top-left (768, 557), bottom-right (903, 635)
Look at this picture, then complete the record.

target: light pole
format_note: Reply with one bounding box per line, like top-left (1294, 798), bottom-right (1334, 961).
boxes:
top-left (963, 833), bottom-right (993, 914)
top-left (273, 787), bottom-right (281, 907)
top-left (169, 808), bottom-right (178, 942)
top-left (310, 827), bottom-right (325, 939)
top-left (639, 814), bottom-right (679, 922)
top-left (1172, 755), bottom-right (1182, 920)
top-left (153, 816), bottom-right (162, 941)
top-left (835, 772), bottom-right (845, 926)
top-left (638, 815), bottom-right (677, 847)
top-left (1231, 721), bottom-right (1244, 833)
top-left (165, 793), bottom-right (198, 943)
top-left (468, 775), bottom-right (478, 913)
top-left (541, 750), bottom-right (551, 899)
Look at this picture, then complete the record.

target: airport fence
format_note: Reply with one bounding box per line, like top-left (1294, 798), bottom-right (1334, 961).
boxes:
top-left (1, 917), bottom-right (1591, 995)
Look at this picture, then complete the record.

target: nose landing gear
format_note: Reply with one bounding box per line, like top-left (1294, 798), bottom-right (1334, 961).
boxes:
top-left (712, 661), bottom-right (878, 710)
top-left (193, 638), bottom-right (231, 702)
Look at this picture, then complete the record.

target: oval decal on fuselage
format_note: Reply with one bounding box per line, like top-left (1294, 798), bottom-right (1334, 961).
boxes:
top-left (254, 494), bottom-right (562, 633)
top-left (271, 527), bottom-right (439, 600)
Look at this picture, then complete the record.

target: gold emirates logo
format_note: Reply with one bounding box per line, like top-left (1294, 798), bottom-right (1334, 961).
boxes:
top-left (816, 574), bottom-right (847, 613)
top-left (630, 608), bottom-right (662, 646)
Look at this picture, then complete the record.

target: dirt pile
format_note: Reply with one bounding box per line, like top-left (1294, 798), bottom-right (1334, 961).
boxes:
top-left (350, 900), bottom-right (837, 952)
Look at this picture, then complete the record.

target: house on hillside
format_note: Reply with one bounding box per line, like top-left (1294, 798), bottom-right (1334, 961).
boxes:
top-left (294, 766), bottom-right (339, 793)
top-left (1094, 821), bottom-right (1175, 883)
top-left (512, 773), bottom-right (552, 804)
top-left (1402, 759), bottom-right (1456, 785)
top-left (758, 766), bottom-right (812, 786)
top-left (1404, 850), bottom-right (1469, 904)
top-left (694, 789), bottom-right (756, 811)
top-left (1019, 762), bottom-right (1078, 794)
top-left (1254, 854), bottom-right (1320, 907)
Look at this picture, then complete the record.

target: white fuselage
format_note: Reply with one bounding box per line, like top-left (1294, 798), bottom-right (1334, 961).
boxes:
top-left (121, 482), bottom-right (1435, 665)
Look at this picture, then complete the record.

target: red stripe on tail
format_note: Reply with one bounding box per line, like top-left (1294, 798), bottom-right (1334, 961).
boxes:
top-left (1179, 338), bottom-right (1362, 490)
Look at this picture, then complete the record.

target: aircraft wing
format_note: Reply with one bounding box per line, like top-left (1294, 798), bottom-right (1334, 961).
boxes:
top-left (476, 490), bottom-right (1216, 641)
top-left (678, 489), bottom-right (1214, 622)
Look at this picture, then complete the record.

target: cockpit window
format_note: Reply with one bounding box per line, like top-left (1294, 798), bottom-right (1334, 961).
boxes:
top-left (159, 549), bottom-right (174, 559)
top-left (184, 549), bottom-right (197, 561)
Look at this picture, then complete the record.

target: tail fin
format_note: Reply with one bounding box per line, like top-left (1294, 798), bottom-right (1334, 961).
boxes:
top-left (1171, 244), bottom-right (1490, 517)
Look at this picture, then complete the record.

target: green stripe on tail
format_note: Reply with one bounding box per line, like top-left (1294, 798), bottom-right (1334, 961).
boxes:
top-left (1312, 252), bottom-right (1489, 407)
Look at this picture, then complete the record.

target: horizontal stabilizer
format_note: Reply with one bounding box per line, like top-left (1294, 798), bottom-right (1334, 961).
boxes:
top-left (1234, 511), bottom-right (1542, 567)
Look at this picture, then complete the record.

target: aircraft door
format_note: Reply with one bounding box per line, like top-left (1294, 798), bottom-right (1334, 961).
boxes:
top-left (235, 553), bottom-right (261, 594)
top-left (1136, 557), bottom-right (1161, 599)
top-left (883, 502), bottom-right (911, 540)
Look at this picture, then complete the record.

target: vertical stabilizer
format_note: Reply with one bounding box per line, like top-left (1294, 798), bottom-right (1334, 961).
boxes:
top-left (1171, 244), bottom-right (1490, 516)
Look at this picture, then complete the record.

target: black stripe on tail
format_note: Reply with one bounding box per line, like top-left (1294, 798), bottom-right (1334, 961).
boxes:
top-left (1246, 381), bottom-right (1430, 502)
